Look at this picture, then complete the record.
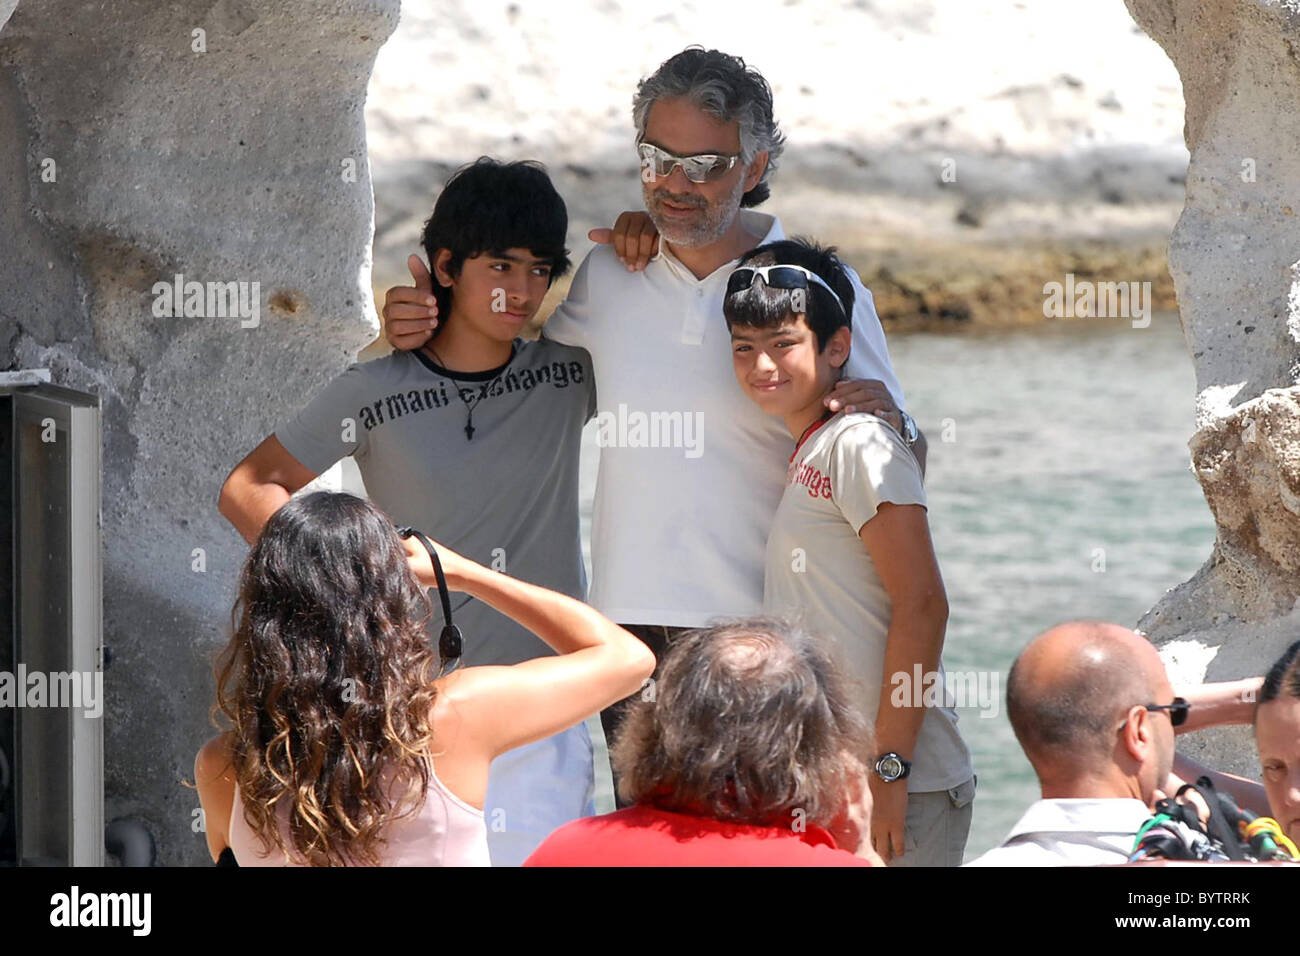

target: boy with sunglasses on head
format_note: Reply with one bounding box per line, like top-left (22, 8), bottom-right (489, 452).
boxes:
top-left (724, 238), bottom-right (975, 867)
top-left (218, 157), bottom-right (600, 866)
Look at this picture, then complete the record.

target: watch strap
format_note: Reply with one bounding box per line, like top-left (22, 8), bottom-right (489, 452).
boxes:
top-left (874, 752), bottom-right (912, 782)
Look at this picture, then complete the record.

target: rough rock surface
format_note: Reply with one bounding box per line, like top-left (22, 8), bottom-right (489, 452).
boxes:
top-left (1127, 0), bottom-right (1300, 776)
top-left (0, 0), bottom-right (398, 863)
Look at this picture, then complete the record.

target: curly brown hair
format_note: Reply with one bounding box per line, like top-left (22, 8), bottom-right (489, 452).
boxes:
top-left (214, 492), bottom-right (439, 866)
top-left (611, 617), bottom-right (874, 829)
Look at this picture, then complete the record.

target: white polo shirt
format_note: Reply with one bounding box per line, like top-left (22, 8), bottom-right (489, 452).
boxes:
top-left (543, 209), bottom-right (906, 626)
top-left (963, 798), bottom-right (1152, 866)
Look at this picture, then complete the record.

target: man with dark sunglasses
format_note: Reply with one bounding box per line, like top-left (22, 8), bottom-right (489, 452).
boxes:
top-left (968, 621), bottom-right (1262, 866)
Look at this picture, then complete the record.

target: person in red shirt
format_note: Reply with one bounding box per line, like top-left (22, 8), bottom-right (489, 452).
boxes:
top-left (525, 618), bottom-right (882, 866)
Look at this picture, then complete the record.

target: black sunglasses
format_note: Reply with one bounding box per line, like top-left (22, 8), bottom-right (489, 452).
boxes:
top-left (1119, 696), bottom-right (1190, 730)
top-left (397, 526), bottom-right (463, 670)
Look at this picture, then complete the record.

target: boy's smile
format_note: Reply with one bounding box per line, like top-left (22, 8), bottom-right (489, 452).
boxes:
top-left (731, 313), bottom-right (851, 439)
top-left (731, 319), bottom-right (821, 409)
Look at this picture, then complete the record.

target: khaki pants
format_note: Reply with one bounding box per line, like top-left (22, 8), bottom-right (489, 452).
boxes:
top-left (887, 775), bottom-right (977, 868)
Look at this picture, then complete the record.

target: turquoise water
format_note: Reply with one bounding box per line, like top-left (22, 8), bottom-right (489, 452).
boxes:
top-left (892, 312), bottom-right (1216, 857)
top-left (578, 312), bottom-right (1216, 860)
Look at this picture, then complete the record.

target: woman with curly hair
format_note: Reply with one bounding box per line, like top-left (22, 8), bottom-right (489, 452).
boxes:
top-left (195, 491), bottom-right (655, 866)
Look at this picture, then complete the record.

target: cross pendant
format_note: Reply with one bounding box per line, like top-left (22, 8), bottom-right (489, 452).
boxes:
top-left (464, 423), bottom-right (475, 440)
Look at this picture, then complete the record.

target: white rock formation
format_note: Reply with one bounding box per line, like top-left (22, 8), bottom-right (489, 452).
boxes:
top-left (1127, 0), bottom-right (1300, 775)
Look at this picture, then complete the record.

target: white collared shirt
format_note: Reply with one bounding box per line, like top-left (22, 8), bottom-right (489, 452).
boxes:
top-left (964, 798), bottom-right (1154, 866)
top-left (543, 209), bottom-right (906, 626)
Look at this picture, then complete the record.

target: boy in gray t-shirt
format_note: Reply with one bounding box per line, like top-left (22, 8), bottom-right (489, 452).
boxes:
top-left (722, 239), bottom-right (975, 867)
top-left (219, 158), bottom-right (597, 866)
top-left (274, 338), bottom-right (594, 668)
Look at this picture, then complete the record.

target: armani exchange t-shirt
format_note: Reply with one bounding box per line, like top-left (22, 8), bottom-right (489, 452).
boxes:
top-left (275, 337), bottom-right (596, 666)
top-left (762, 411), bottom-right (973, 793)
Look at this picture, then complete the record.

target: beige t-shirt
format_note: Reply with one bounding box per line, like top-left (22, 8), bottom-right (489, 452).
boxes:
top-left (762, 411), bottom-right (973, 793)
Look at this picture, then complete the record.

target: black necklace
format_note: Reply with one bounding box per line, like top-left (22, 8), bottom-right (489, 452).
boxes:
top-left (795, 408), bottom-right (834, 451)
top-left (429, 344), bottom-right (515, 441)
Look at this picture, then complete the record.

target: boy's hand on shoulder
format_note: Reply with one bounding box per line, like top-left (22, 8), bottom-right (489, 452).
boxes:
top-left (589, 210), bottom-right (659, 273)
top-left (382, 254), bottom-right (438, 352)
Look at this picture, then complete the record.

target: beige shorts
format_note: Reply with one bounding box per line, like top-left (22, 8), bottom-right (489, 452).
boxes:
top-left (887, 775), bottom-right (977, 868)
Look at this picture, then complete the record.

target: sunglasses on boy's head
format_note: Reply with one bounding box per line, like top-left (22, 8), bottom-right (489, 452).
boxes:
top-left (638, 141), bottom-right (741, 184)
top-left (725, 264), bottom-right (848, 320)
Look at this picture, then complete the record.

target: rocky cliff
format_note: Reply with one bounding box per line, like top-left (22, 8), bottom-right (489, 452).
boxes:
top-left (1126, 0), bottom-right (1300, 776)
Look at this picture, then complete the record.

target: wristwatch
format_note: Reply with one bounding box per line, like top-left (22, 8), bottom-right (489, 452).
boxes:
top-left (898, 411), bottom-right (919, 446)
top-left (873, 752), bottom-right (912, 783)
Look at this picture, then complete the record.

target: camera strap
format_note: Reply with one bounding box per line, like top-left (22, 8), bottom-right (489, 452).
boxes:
top-left (397, 527), bottom-right (464, 668)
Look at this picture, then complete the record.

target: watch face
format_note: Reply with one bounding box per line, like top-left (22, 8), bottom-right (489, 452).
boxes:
top-left (878, 756), bottom-right (903, 780)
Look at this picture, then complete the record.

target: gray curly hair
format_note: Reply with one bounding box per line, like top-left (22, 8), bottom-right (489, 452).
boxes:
top-left (611, 616), bottom-right (873, 828)
top-left (632, 47), bottom-right (786, 208)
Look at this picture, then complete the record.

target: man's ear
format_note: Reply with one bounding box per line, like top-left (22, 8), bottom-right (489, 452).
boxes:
top-left (743, 150), bottom-right (769, 193)
top-left (826, 325), bottom-right (852, 371)
top-left (432, 249), bottom-right (456, 288)
top-left (1120, 708), bottom-right (1153, 764)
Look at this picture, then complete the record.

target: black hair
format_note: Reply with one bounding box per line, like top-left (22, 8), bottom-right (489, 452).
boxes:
top-left (420, 157), bottom-right (571, 335)
top-left (1258, 640), bottom-right (1300, 719)
top-left (723, 237), bottom-right (855, 352)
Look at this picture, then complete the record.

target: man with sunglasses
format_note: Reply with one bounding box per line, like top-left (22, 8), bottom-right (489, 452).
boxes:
top-left (968, 621), bottom-right (1261, 866)
top-left (382, 49), bottom-right (921, 791)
